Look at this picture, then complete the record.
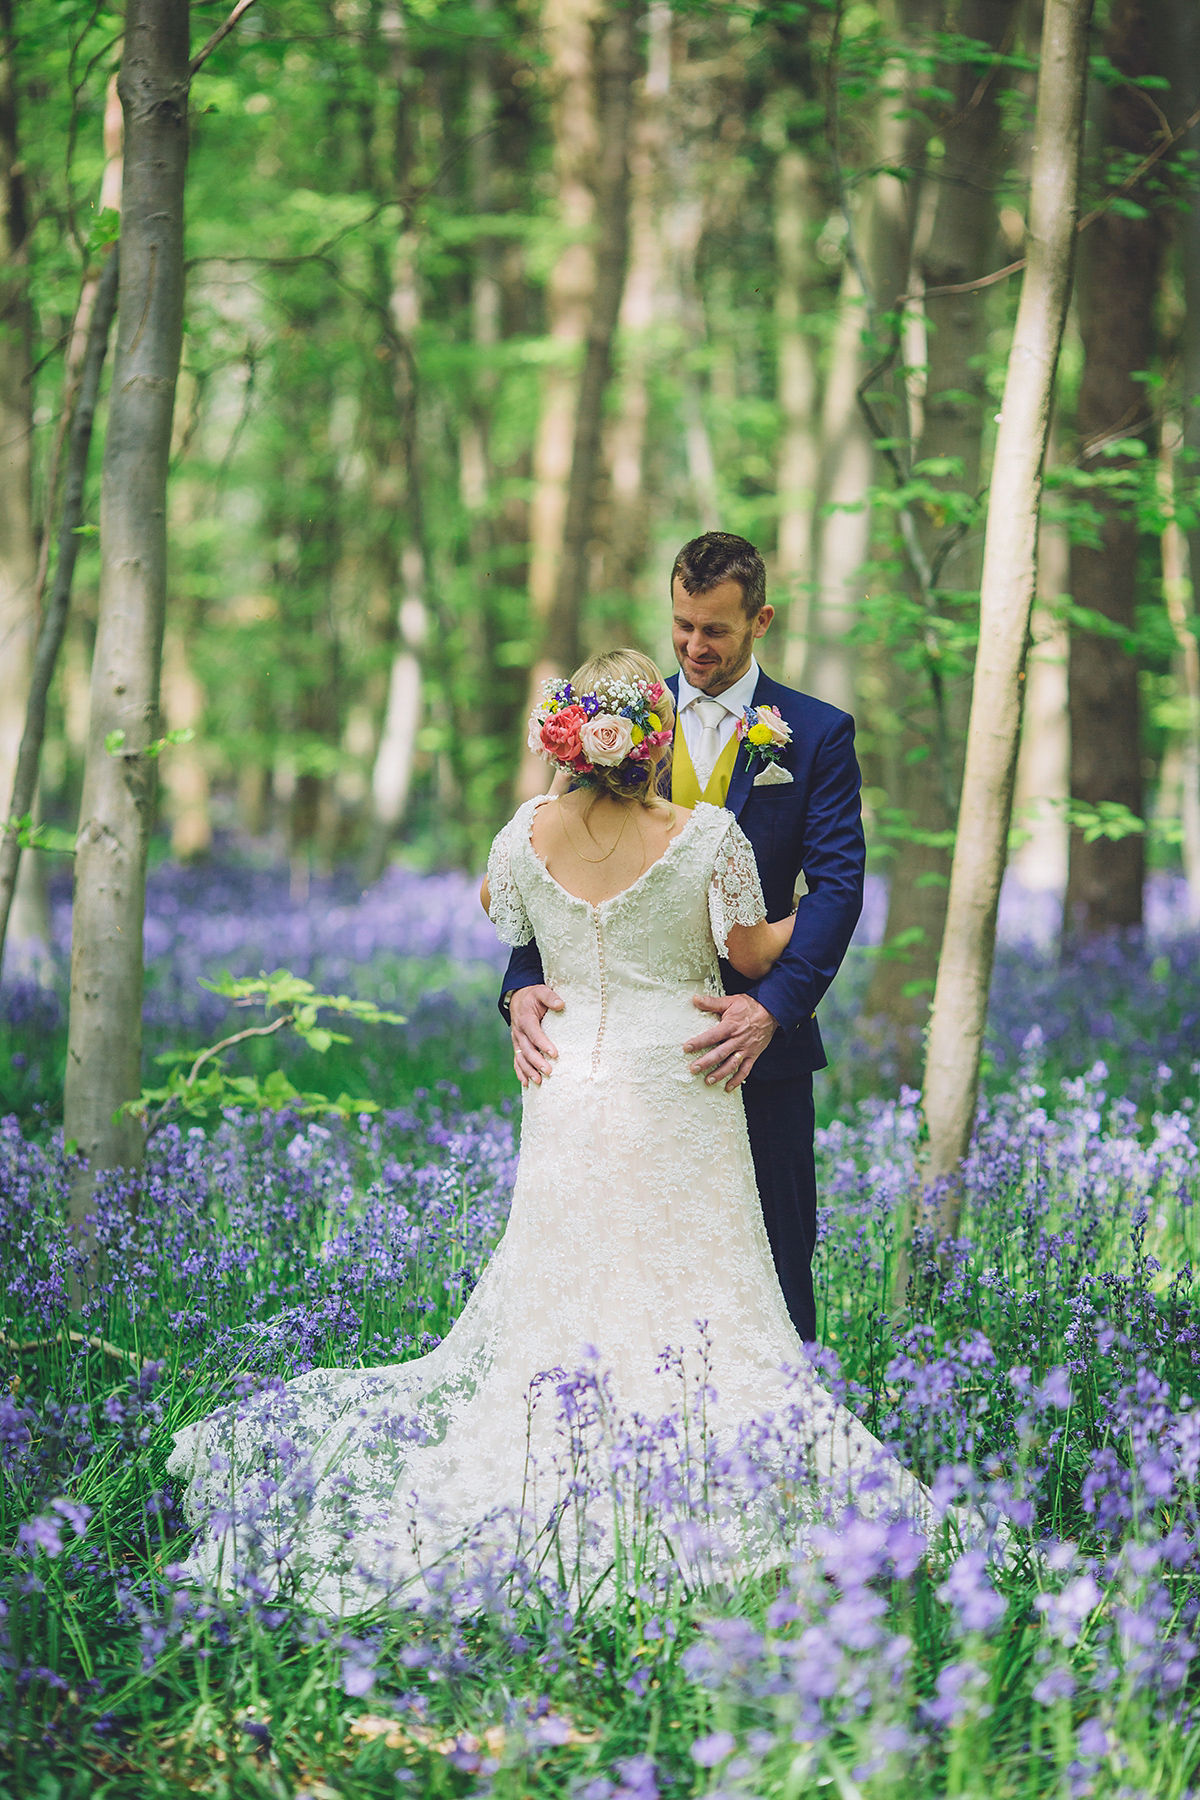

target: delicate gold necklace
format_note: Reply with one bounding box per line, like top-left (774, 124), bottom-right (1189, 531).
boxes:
top-left (560, 804), bottom-right (635, 865)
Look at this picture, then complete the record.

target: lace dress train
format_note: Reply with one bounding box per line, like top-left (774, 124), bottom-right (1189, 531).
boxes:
top-left (168, 801), bottom-right (929, 1613)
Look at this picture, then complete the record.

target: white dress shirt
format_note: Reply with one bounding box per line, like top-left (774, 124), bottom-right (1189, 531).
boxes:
top-left (676, 656), bottom-right (761, 791)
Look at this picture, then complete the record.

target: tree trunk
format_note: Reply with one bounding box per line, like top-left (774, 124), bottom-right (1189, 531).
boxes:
top-left (920, 0), bottom-right (1093, 1237)
top-left (516, 0), bottom-right (639, 801)
top-left (1063, 0), bottom-right (1167, 939)
top-left (160, 627), bottom-right (210, 859)
top-left (658, 57), bottom-right (721, 538)
top-left (0, 0), bottom-right (41, 968)
top-left (515, 0), bottom-right (600, 802)
top-left (32, 76), bottom-right (123, 610)
top-left (863, 0), bottom-right (1019, 1079)
top-left (601, 1), bottom-right (669, 645)
top-left (1012, 455), bottom-right (1070, 896)
top-left (1176, 4), bottom-right (1200, 625)
top-left (0, 249), bottom-right (120, 975)
top-left (64, 0), bottom-right (189, 1214)
top-left (773, 140), bottom-right (821, 680)
top-left (370, 547), bottom-right (426, 848)
top-left (5, 78), bottom-right (123, 982)
top-left (1161, 0), bottom-right (1200, 922)
top-left (805, 263), bottom-right (873, 715)
top-left (365, 9), bottom-right (429, 872)
top-left (805, 0), bottom-right (934, 714)
top-left (1160, 426), bottom-right (1200, 924)
top-left (456, 0), bottom-right (532, 844)
top-left (542, 4), bottom-right (638, 675)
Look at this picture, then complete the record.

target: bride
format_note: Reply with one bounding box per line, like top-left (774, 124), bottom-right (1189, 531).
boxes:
top-left (168, 649), bottom-right (929, 1613)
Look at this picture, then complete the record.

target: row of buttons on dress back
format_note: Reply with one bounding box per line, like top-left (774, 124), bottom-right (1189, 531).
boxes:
top-left (590, 914), bottom-right (608, 1077)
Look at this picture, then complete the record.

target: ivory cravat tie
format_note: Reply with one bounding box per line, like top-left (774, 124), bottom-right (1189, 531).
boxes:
top-left (688, 697), bottom-right (729, 791)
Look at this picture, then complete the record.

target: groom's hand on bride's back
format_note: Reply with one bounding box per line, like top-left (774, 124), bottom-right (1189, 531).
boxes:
top-left (509, 984), bottom-right (565, 1088)
top-left (684, 994), bottom-right (778, 1092)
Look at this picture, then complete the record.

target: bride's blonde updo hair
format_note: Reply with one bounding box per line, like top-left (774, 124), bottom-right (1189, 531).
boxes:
top-left (568, 647), bottom-right (675, 807)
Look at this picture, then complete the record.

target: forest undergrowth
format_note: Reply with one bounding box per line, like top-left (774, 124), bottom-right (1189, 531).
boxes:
top-left (3, 861), bottom-right (1200, 1796)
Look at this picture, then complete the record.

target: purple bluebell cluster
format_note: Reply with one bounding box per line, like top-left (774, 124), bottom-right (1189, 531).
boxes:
top-left (828, 876), bottom-right (1200, 1116)
top-left (1, 853), bottom-right (513, 1122)
top-left (1, 1105), bottom-right (517, 1406)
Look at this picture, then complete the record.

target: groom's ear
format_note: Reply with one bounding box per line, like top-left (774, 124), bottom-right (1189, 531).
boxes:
top-left (752, 604), bottom-right (775, 640)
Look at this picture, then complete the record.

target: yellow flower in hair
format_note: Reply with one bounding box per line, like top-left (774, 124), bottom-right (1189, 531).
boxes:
top-left (630, 724), bottom-right (645, 746)
top-left (647, 712), bottom-right (662, 732)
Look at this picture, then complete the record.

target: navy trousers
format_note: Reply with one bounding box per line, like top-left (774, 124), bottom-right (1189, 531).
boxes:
top-left (740, 1073), bottom-right (818, 1345)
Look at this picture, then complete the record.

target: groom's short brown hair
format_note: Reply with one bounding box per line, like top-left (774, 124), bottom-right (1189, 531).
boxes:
top-left (671, 532), bottom-right (767, 619)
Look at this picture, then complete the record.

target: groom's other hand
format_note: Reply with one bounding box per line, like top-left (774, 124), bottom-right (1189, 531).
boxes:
top-left (510, 984), bottom-right (565, 1088)
top-left (685, 994), bottom-right (778, 1092)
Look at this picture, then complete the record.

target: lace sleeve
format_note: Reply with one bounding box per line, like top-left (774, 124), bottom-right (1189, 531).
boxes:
top-left (708, 817), bottom-right (766, 959)
top-left (486, 811), bottom-right (535, 947)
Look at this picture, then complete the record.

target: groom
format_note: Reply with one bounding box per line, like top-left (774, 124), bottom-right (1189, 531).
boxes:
top-left (500, 531), bottom-right (865, 1344)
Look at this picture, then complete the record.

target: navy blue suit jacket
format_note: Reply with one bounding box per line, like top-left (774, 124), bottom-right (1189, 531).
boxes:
top-left (498, 667), bottom-right (866, 1081)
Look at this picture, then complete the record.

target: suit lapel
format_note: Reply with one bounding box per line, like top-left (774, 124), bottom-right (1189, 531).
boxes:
top-left (724, 737), bottom-right (754, 818)
top-left (723, 671), bottom-right (773, 818)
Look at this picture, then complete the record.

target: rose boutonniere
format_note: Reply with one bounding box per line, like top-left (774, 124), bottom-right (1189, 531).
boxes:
top-left (735, 703), bottom-right (793, 772)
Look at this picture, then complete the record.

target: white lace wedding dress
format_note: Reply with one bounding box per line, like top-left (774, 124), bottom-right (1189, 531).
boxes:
top-left (168, 800), bottom-right (929, 1613)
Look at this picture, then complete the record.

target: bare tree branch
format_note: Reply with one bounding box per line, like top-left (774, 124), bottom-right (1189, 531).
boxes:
top-left (913, 101), bottom-right (1200, 301)
top-left (189, 0), bottom-right (258, 77)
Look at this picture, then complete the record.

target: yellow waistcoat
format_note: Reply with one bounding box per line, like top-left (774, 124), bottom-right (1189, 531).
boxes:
top-left (671, 722), bottom-right (741, 809)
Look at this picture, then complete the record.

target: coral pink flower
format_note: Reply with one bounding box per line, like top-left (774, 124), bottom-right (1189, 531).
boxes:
top-left (540, 704), bottom-right (588, 765)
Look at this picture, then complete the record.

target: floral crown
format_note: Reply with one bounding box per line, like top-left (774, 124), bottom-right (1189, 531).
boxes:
top-left (528, 676), bottom-right (673, 783)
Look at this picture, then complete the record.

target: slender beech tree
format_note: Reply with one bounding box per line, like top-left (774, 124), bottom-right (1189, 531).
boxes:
top-left (1011, 442), bottom-right (1071, 896)
top-left (459, 1), bottom-right (505, 730)
top-left (515, 0), bottom-right (600, 802)
top-left (1160, 427), bottom-right (1200, 921)
top-left (770, 69), bottom-right (822, 681)
top-left (540, 2), bottom-right (640, 674)
top-left (1161, 1), bottom-right (1200, 920)
top-left (158, 623), bottom-right (211, 859)
top-left (9, 80), bottom-right (124, 969)
top-left (0, 251), bottom-right (120, 976)
top-left (918, 0), bottom-right (1094, 1245)
top-left (863, 0), bottom-right (1019, 1081)
top-left (1171, 0), bottom-right (1200, 607)
top-left (457, 0), bottom-right (535, 838)
top-left (64, 0), bottom-right (190, 1214)
top-left (1063, 0), bottom-right (1167, 939)
top-left (32, 77), bottom-right (124, 617)
top-left (664, 28), bottom-right (722, 537)
top-left (367, 7), bottom-right (430, 870)
top-left (805, 0), bottom-right (935, 717)
top-left (602, 0), bottom-right (671, 646)
top-left (0, 0), bottom-right (41, 966)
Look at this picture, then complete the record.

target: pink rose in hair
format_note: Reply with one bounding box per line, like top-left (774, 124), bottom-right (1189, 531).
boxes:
top-left (580, 714), bottom-right (635, 766)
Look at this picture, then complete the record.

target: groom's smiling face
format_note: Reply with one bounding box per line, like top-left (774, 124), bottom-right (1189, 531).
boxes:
top-left (671, 577), bottom-right (774, 696)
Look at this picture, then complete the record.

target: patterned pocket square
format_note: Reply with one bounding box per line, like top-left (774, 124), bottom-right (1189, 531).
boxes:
top-left (753, 763), bottom-right (794, 787)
